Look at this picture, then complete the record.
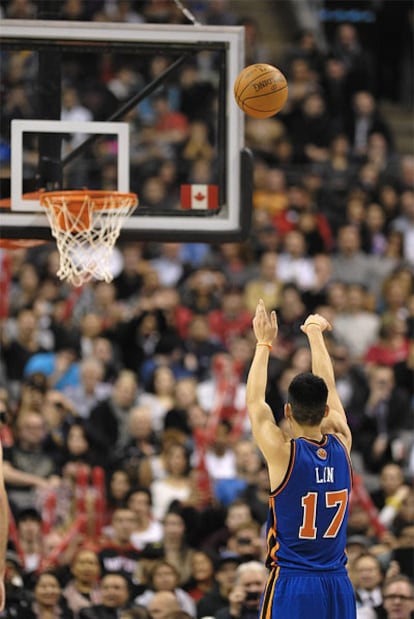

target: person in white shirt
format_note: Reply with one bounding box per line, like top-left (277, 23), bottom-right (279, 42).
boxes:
top-left (354, 554), bottom-right (385, 613)
top-left (127, 487), bottom-right (163, 551)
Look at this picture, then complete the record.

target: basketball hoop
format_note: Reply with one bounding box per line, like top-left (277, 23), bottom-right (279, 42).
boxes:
top-left (39, 190), bottom-right (138, 287)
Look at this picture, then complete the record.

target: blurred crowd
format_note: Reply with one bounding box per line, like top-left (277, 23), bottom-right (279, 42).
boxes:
top-left (0, 1), bottom-right (413, 618)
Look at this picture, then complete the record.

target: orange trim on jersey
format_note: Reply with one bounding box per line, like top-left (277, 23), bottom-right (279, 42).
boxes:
top-left (267, 496), bottom-right (279, 566)
top-left (260, 566), bottom-right (280, 619)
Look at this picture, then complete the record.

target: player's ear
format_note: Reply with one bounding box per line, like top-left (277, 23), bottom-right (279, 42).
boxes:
top-left (323, 405), bottom-right (329, 418)
top-left (284, 402), bottom-right (291, 420)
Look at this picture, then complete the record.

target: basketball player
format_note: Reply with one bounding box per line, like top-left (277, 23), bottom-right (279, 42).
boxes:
top-left (246, 300), bottom-right (356, 618)
top-left (0, 439), bottom-right (8, 611)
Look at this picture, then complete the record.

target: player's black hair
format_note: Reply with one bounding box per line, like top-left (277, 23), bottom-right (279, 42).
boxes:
top-left (287, 372), bottom-right (328, 426)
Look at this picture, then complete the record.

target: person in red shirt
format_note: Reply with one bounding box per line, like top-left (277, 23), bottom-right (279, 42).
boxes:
top-left (364, 312), bottom-right (409, 367)
top-left (208, 287), bottom-right (253, 348)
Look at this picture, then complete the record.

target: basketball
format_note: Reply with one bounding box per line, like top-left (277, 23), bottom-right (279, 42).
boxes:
top-left (234, 63), bottom-right (288, 119)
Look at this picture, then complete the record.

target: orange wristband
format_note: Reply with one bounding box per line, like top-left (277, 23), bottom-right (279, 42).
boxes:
top-left (256, 342), bottom-right (272, 350)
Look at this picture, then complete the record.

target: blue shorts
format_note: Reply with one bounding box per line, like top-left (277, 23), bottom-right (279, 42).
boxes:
top-left (260, 568), bottom-right (357, 619)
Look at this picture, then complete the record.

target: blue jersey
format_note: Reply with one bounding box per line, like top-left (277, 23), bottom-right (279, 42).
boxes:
top-left (265, 434), bottom-right (352, 572)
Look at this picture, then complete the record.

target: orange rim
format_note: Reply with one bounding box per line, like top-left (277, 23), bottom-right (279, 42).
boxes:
top-left (39, 190), bottom-right (138, 210)
top-left (0, 190), bottom-right (43, 209)
top-left (0, 239), bottom-right (48, 249)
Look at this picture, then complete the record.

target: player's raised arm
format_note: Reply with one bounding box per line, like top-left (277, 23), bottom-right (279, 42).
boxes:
top-left (246, 300), bottom-right (286, 461)
top-left (301, 314), bottom-right (352, 452)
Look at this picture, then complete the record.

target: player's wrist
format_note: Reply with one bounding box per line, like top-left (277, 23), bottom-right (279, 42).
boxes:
top-left (256, 342), bottom-right (272, 350)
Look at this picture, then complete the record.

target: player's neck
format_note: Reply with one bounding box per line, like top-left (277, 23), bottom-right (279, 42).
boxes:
top-left (292, 422), bottom-right (324, 442)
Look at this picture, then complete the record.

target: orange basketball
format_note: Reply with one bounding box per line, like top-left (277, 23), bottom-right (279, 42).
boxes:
top-left (234, 63), bottom-right (288, 119)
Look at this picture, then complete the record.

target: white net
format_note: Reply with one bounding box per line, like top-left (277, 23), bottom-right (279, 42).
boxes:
top-left (40, 191), bottom-right (138, 287)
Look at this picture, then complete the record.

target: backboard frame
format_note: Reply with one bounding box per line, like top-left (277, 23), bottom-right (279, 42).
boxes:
top-left (0, 19), bottom-right (252, 242)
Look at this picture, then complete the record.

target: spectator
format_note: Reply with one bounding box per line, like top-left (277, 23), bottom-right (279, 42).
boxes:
top-left (215, 560), bottom-right (268, 619)
top-left (114, 406), bottom-right (159, 481)
top-left (146, 591), bottom-right (180, 619)
top-left (79, 571), bottom-right (135, 619)
top-left (3, 549), bottom-right (32, 614)
top-left (353, 553), bottom-right (385, 615)
top-left (382, 574), bottom-right (414, 619)
top-left (301, 253), bottom-right (335, 312)
top-left (184, 550), bottom-right (215, 601)
top-left (112, 243), bottom-right (145, 302)
top-left (273, 283), bottom-right (307, 355)
top-left (253, 166), bottom-right (289, 217)
top-left (63, 357), bottom-right (112, 420)
top-left (152, 92), bottom-right (189, 147)
top-left (238, 459), bottom-right (270, 527)
top-left (202, 499), bottom-right (253, 557)
top-left (393, 337), bottom-right (414, 405)
top-left (97, 508), bottom-right (142, 578)
top-left (370, 463), bottom-right (411, 518)
top-left (62, 547), bottom-right (102, 618)
top-left (8, 263), bottom-right (40, 315)
top-left (196, 555), bottom-right (239, 619)
top-left (1, 308), bottom-right (47, 394)
top-left (224, 520), bottom-right (265, 563)
top-left (7, 569), bottom-right (74, 618)
top-left (12, 508), bottom-right (43, 578)
top-left (390, 189), bottom-right (414, 264)
top-left (328, 341), bottom-right (370, 435)
top-left (282, 57), bottom-right (319, 117)
top-left (196, 353), bottom-right (247, 430)
top-left (364, 313), bottom-right (410, 367)
top-left (391, 523), bottom-right (414, 581)
top-left (3, 411), bottom-right (60, 513)
top-left (139, 366), bottom-right (177, 434)
top-left (150, 244), bottom-right (187, 288)
top-left (55, 421), bottom-right (99, 473)
top-left (208, 287), bottom-right (253, 348)
top-left (128, 487), bottom-right (164, 552)
top-left (87, 370), bottom-right (139, 461)
top-left (106, 469), bottom-right (133, 518)
top-left (23, 334), bottom-right (81, 392)
top-left (285, 29), bottom-right (326, 76)
top-left (331, 225), bottom-right (374, 291)
top-left (332, 283), bottom-right (380, 362)
top-left (150, 442), bottom-right (193, 521)
top-left (61, 86), bottom-right (93, 145)
top-left (289, 92), bottom-right (333, 165)
top-left (357, 366), bottom-right (412, 472)
top-left (243, 251), bottom-right (282, 314)
top-left (181, 315), bottom-right (226, 382)
top-left (134, 560), bottom-right (196, 617)
top-left (206, 243), bottom-right (258, 290)
top-left (140, 509), bottom-right (193, 586)
top-left (345, 91), bottom-right (393, 159)
top-left (204, 419), bottom-right (237, 482)
top-left (276, 229), bottom-right (317, 292)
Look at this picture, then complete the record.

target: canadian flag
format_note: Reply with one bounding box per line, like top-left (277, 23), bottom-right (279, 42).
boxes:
top-left (180, 184), bottom-right (219, 210)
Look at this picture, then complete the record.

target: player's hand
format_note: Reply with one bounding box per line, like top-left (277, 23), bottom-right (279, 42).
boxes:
top-left (301, 314), bottom-right (332, 335)
top-left (253, 299), bottom-right (278, 344)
